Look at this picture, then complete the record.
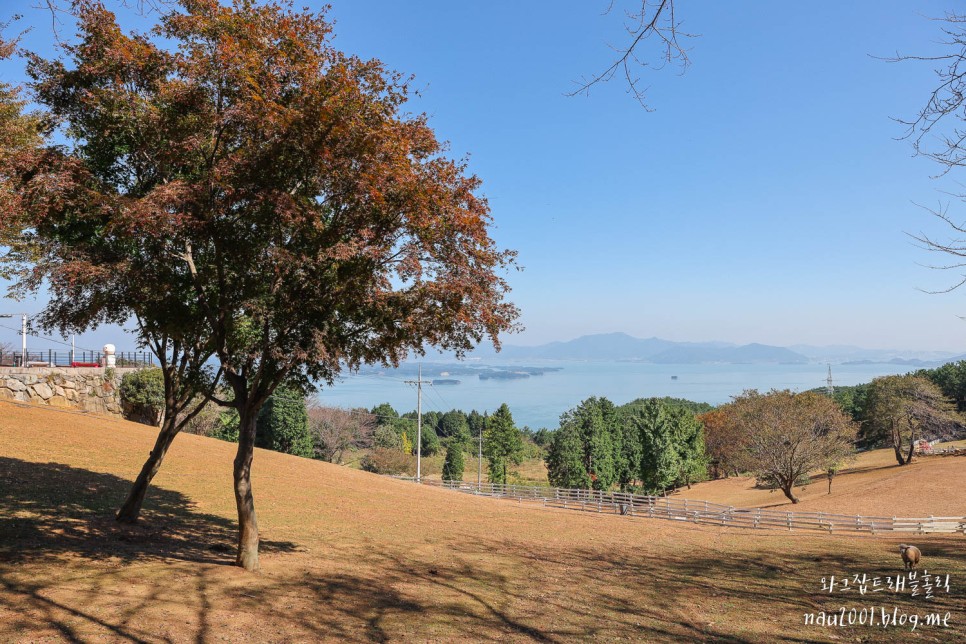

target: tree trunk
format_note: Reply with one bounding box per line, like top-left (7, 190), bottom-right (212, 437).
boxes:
top-left (892, 426), bottom-right (908, 466)
top-left (234, 408), bottom-right (260, 572)
top-left (905, 437), bottom-right (916, 465)
top-left (781, 485), bottom-right (799, 503)
top-left (116, 417), bottom-right (180, 523)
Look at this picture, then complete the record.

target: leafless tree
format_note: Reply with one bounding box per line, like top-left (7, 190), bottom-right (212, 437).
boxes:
top-left (892, 12), bottom-right (966, 175)
top-left (0, 341), bottom-right (14, 366)
top-left (570, 1), bottom-right (693, 108)
top-left (307, 404), bottom-right (376, 464)
top-left (892, 13), bottom-right (966, 294)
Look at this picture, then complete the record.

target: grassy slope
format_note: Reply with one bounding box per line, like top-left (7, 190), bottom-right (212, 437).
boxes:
top-left (0, 401), bottom-right (963, 643)
top-left (675, 441), bottom-right (966, 516)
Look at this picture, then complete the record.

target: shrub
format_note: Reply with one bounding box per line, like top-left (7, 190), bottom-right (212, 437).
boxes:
top-left (119, 368), bottom-right (165, 426)
top-left (180, 398), bottom-right (226, 437)
top-left (211, 409), bottom-right (240, 443)
top-left (361, 447), bottom-right (416, 475)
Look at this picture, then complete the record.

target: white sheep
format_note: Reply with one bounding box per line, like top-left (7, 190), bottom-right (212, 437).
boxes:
top-left (899, 544), bottom-right (921, 571)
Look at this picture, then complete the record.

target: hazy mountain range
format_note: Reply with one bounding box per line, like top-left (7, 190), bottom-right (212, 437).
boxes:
top-left (433, 332), bottom-right (966, 366)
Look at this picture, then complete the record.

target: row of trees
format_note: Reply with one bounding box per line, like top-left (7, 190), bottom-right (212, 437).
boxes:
top-left (365, 401), bottom-right (529, 485)
top-left (121, 371), bottom-right (536, 487)
top-left (544, 397), bottom-right (706, 494)
top-left (543, 391), bottom-right (858, 504)
top-left (697, 372), bottom-right (965, 502)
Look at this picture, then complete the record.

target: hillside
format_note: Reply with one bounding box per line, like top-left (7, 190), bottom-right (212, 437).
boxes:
top-left (469, 332), bottom-right (810, 364)
top-left (1, 401), bottom-right (964, 642)
top-left (675, 442), bottom-right (966, 517)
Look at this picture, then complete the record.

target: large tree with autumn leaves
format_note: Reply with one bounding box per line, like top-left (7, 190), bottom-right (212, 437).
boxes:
top-left (1, 0), bottom-right (518, 571)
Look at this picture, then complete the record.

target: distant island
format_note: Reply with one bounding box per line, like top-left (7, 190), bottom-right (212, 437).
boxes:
top-left (359, 363), bottom-right (563, 381)
top-left (465, 333), bottom-right (807, 364)
top-left (417, 332), bottom-right (963, 367)
top-left (478, 371), bottom-right (529, 380)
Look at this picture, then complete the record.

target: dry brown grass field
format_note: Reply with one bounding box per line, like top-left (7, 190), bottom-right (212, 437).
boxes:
top-left (675, 440), bottom-right (966, 517)
top-left (1, 401), bottom-right (964, 642)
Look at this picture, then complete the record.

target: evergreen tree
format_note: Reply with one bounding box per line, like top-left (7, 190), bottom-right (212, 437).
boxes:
top-left (404, 410), bottom-right (440, 435)
top-left (402, 418), bottom-right (440, 456)
top-left (372, 423), bottom-right (403, 450)
top-left (545, 424), bottom-right (591, 488)
top-left (370, 402), bottom-right (399, 421)
top-left (572, 397), bottom-right (617, 490)
top-left (483, 403), bottom-right (523, 484)
top-left (438, 410), bottom-right (471, 442)
top-left (442, 442), bottom-right (465, 481)
top-left (617, 412), bottom-right (643, 490)
top-left (670, 407), bottom-right (707, 488)
top-left (545, 397), bottom-right (623, 490)
top-left (627, 400), bottom-right (681, 494)
top-left (531, 428), bottom-right (554, 447)
top-left (467, 410), bottom-right (486, 438)
top-left (255, 387), bottom-right (312, 458)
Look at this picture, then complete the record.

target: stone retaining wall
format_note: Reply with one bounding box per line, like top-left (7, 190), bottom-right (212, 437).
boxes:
top-left (0, 367), bottom-right (136, 416)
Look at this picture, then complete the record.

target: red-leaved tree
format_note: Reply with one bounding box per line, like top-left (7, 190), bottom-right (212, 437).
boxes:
top-left (2, 0), bottom-right (519, 571)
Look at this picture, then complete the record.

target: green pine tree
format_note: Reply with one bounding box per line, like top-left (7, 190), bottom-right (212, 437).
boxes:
top-left (545, 424), bottom-right (591, 488)
top-left (442, 441), bottom-right (465, 481)
top-left (483, 403), bottom-right (523, 484)
top-left (254, 387), bottom-right (312, 458)
top-left (671, 407), bottom-right (708, 489)
top-left (627, 400), bottom-right (681, 494)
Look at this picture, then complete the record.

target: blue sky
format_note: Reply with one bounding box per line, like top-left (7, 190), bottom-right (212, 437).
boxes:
top-left (2, 0), bottom-right (966, 354)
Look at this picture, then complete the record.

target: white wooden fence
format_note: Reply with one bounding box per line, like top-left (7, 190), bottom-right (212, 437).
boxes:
top-left (395, 477), bottom-right (966, 536)
top-left (919, 446), bottom-right (966, 457)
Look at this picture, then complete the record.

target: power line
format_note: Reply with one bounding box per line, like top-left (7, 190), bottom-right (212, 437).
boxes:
top-left (0, 322), bottom-right (101, 353)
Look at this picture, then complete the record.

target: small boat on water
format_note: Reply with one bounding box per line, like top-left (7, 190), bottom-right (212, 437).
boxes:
top-left (671, 375), bottom-right (678, 380)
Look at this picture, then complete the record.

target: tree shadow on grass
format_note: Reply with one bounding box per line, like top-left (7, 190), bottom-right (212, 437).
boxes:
top-left (0, 456), bottom-right (299, 565)
top-left (2, 457), bottom-right (963, 642)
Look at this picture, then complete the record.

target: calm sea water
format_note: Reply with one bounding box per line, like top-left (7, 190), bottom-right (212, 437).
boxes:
top-left (315, 361), bottom-right (924, 430)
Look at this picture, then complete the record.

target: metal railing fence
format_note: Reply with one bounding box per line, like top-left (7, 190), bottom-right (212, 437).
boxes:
top-left (0, 350), bottom-right (154, 368)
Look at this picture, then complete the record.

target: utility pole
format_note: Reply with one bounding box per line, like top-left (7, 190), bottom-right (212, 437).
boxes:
top-left (404, 363), bottom-right (432, 483)
top-left (476, 423), bottom-right (486, 492)
top-left (826, 364), bottom-right (834, 397)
